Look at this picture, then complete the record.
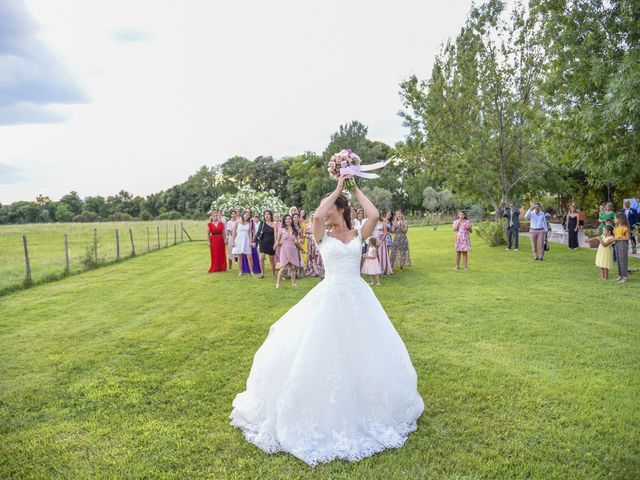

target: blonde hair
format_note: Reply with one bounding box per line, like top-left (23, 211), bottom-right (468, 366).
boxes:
top-left (367, 236), bottom-right (378, 248)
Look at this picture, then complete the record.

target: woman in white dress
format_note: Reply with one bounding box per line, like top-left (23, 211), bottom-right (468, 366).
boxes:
top-left (230, 175), bottom-right (424, 466)
top-left (231, 210), bottom-right (255, 276)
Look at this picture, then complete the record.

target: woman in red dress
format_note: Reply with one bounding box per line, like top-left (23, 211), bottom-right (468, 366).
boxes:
top-left (208, 212), bottom-right (227, 272)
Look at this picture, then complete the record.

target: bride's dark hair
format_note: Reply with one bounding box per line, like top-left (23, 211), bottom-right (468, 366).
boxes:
top-left (321, 192), bottom-right (352, 230)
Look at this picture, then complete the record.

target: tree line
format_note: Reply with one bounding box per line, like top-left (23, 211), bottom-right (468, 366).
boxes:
top-left (1, 0), bottom-right (637, 225)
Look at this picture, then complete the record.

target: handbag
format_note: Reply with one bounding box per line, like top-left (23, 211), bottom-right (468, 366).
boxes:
top-left (255, 221), bottom-right (264, 243)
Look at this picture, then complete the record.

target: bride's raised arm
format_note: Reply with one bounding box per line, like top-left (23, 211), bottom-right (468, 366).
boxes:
top-left (351, 183), bottom-right (378, 240)
top-left (313, 175), bottom-right (346, 243)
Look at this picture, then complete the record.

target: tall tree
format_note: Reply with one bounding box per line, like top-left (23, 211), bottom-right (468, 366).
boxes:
top-left (400, 0), bottom-right (545, 217)
top-left (533, 0), bottom-right (640, 194)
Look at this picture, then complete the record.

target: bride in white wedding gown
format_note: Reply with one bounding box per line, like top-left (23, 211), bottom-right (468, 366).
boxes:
top-left (230, 175), bottom-right (424, 466)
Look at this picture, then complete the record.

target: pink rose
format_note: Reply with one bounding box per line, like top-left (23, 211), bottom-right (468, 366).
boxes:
top-left (340, 160), bottom-right (348, 168)
top-left (329, 161), bottom-right (336, 168)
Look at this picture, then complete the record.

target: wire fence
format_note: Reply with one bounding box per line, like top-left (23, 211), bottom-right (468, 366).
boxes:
top-left (0, 220), bottom-right (207, 295)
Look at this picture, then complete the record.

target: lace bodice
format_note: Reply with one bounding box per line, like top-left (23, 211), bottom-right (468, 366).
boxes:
top-left (318, 230), bottom-right (362, 280)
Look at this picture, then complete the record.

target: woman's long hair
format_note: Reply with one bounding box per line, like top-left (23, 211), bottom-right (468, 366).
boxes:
top-left (320, 193), bottom-right (352, 230)
top-left (282, 214), bottom-right (299, 236)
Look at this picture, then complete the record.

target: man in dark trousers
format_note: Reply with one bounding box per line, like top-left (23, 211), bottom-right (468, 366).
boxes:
top-left (621, 200), bottom-right (638, 254)
top-left (504, 202), bottom-right (520, 251)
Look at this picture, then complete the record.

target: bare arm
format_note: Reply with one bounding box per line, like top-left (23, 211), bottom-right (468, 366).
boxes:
top-left (313, 176), bottom-right (347, 243)
top-left (351, 183), bottom-right (379, 240)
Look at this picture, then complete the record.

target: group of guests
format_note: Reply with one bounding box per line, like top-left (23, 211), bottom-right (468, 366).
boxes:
top-left (502, 200), bottom-right (637, 283)
top-left (207, 206), bottom-right (413, 288)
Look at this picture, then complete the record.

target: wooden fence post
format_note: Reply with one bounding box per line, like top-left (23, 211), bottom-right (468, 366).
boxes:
top-left (157, 226), bottom-right (160, 249)
top-left (181, 222), bottom-right (184, 242)
top-left (22, 235), bottom-right (32, 286)
top-left (174, 224), bottom-right (177, 245)
top-left (116, 229), bottom-right (120, 259)
top-left (129, 229), bottom-right (136, 256)
top-left (165, 224), bottom-right (168, 247)
top-left (64, 234), bottom-right (70, 274)
top-left (146, 227), bottom-right (150, 252)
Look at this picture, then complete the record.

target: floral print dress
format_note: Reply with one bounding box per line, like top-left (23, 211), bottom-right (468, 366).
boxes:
top-left (454, 219), bottom-right (472, 252)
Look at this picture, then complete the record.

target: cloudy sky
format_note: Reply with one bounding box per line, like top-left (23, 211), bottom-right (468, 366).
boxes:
top-left (0, 0), bottom-right (473, 203)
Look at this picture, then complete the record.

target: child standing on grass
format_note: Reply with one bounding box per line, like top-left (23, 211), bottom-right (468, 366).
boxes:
top-left (361, 236), bottom-right (382, 285)
top-left (453, 211), bottom-right (472, 270)
top-left (613, 213), bottom-right (631, 284)
top-left (595, 225), bottom-right (615, 280)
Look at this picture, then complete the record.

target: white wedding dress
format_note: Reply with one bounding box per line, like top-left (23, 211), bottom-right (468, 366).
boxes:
top-left (229, 228), bottom-right (424, 466)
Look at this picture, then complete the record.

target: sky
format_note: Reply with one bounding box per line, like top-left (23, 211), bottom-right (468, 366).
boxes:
top-left (0, 0), bottom-right (474, 203)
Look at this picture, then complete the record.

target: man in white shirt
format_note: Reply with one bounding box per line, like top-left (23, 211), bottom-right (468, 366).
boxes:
top-left (525, 202), bottom-right (548, 261)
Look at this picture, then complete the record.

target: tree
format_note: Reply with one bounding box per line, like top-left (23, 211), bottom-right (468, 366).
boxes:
top-left (60, 191), bottom-right (83, 215)
top-left (84, 196), bottom-right (107, 218)
top-left (55, 203), bottom-right (74, 222)
top-left (365, 187), bottom-right (394, 212)
top-left (422, 187), bottom-right (455, 213)
top-left (220, 156), bottom-right (252, 192)
top-left (400, 0), bottom-right (545, 218)
top-left (533, 0), bottom-right (640, 195)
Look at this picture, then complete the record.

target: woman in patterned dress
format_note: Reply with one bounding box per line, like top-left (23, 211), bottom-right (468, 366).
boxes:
top-left (304, 211), bottom-right (325, 278)
top-left (293, 212), bottom-right (305, 279)
top-left (390, 210), bottom-right (411, 270)
top-left (453, 210), bottom-right (472, 270)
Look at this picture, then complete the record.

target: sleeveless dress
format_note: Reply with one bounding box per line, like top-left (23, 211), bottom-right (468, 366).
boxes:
top-left (373, 222), bottom-right (393, 275)
top-left (305, 223), bottom-right (324, 277)
top-left (278, 229), bottom-right (301, 267)
top-left (454, 220), bottom-right (472, 252)
top-left (595, 235), bottom-right (613, 269)
top-left (230, 229), bottom-right (424, 466)
top-left (207, 222), bottom-right (227, 272)
top-left (389, 221), bottom-right (411, 268)
top-left (257, 222), bottom-right (276, 256)
top-left (232, 223), bottom-right (252, 255)
top-left (361, 247), bottom-right (382, 275)
top-left (567, 215), bottom-right (579, 249)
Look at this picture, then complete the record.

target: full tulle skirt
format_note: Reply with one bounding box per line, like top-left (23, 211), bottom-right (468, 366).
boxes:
top-left (230, 275), bottom-right (424, 466)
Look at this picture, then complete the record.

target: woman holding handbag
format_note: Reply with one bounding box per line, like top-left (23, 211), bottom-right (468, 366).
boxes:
top-left (253, 210), bottom-right (277, 278)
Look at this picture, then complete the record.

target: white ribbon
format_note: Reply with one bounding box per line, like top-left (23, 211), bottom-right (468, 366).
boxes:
top-left (340, 159), bottom-right (391, 179)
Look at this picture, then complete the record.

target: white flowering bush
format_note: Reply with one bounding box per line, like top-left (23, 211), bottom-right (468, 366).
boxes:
top-left (212, 187), bottom-right (288, 216)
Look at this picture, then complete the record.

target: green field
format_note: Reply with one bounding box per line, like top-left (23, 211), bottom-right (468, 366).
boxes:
top-left (1, 227), bottom-right (638, 479)
top-left (0, 220), bottom-right (207, 293)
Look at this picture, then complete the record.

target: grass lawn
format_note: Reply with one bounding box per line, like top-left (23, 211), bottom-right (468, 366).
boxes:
top-left (1, 227), bottom-right (638, 479)
top-left (0, 220), bottom-right (207, 293)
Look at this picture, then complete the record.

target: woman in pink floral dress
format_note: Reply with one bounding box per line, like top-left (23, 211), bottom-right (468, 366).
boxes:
top-left (453, 211), bottom-right (472, 270)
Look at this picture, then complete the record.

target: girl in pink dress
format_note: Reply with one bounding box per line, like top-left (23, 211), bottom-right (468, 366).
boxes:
top-left (275, 214), bottom-right (302, 289)
top-left (361, 236), bottom-right (382, 285)
top-left (453, 211), bottom-right (472, 270)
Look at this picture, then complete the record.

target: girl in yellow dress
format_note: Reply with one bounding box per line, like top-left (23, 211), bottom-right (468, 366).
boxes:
top-left (595, 225), bottom-right (615, 280)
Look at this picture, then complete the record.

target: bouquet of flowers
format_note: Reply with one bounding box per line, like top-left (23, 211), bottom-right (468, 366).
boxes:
top-left (328, 149), bottom-right (394, 192)
top-left (328, 149), bottom-right (361, 191)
